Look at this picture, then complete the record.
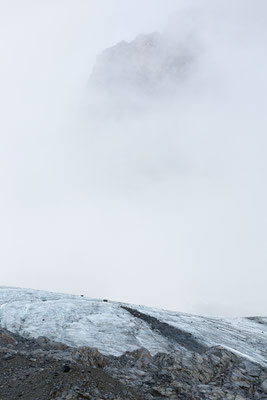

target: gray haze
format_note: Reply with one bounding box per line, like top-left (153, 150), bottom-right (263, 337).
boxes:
top-left (0, 0), bottom-right (267, 316)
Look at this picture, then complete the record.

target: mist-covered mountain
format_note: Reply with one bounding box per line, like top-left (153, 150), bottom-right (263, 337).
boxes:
top-left (0, 287), bottom-right (267, 399)
top-left (87, 31), bottom-right (196, 115)
top-left (90, 32), bottom-right (194, 93)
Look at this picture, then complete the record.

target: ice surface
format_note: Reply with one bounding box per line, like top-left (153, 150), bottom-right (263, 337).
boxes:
top-left (0, 287), bottom-right (266, 366)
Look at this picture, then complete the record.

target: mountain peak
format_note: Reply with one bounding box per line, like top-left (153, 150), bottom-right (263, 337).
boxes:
top-left (89, 31), bottom-right (195, 103)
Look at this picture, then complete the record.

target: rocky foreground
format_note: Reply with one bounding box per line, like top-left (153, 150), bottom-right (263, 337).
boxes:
top-left (1, 328), bottom-right (267, 400)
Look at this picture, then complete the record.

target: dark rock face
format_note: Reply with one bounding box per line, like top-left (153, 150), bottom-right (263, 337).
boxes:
top-left (71, 347), bottom-right (107, 369)
top-left (0, 329), bottom-right (16, 346)
top-left (107, 346), bottom-right (267, 399)
top-left (0, 328), bottom-right (267, 400)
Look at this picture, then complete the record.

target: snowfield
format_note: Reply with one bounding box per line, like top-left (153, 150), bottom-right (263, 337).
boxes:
top-left (0, 286), bottom-right (266, 367)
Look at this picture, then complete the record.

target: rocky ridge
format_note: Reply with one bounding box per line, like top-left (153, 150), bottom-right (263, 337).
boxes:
top-left (1, 327), bottom-right (267, 400)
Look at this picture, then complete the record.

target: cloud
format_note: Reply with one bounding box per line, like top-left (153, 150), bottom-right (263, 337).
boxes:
top-left (0, 0), bottom-right (266, 316)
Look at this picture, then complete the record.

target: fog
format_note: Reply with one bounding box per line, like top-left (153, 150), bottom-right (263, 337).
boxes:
top-left (1, 0), bottom-right (267, 316)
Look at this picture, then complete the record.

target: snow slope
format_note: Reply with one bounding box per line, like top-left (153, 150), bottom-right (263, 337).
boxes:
top-left (0, 287), bottom-right (266, 367)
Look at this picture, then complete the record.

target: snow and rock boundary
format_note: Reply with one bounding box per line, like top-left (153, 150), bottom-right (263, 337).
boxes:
top-left (0, 287), bottom-right (266, 368)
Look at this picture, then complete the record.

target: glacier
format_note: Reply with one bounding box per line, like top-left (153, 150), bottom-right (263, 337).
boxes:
top-left (0, 286), bottom-right (266, 367)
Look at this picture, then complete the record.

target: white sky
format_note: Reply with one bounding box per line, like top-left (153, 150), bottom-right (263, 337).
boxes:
top-left (0, 0), bottom-right (267, 316)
